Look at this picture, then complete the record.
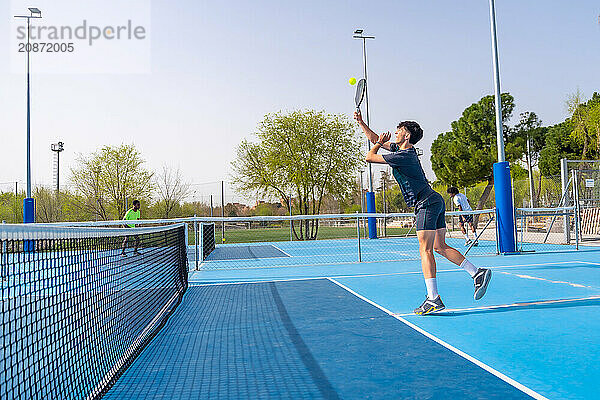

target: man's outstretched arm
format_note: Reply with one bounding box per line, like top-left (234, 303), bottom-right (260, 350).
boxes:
top-left (354, 111), bottom-right (392, 151)
top-left (365, 131), bottom-right (391, 164)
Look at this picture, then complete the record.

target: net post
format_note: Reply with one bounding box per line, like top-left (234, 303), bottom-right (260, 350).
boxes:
top-left (356, 211), bottom-right (362, 262)
top-left (194, 215), bottom-right (199, 270)
top-left (200, 222), bottom-right (205, 263)
top-left (184, 222), bottom-right (188, 247)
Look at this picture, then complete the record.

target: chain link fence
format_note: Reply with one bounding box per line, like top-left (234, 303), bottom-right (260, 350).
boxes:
top-left (0, 165), bottom-right (592, 257)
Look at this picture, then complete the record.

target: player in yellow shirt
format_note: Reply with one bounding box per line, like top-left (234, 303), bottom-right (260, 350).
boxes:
top-left (121, 200), bottom-right (141, 255)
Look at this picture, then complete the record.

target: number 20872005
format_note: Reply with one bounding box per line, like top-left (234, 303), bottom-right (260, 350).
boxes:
top-left (18, 42), bottom-right (74, 53)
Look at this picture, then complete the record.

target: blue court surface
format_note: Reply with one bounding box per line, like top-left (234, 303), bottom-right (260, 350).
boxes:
top-left (106, 239), bottom-right (600, 399)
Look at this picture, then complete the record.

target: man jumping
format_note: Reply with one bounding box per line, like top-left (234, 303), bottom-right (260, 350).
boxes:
top-left (355, 111), bottom-right (491, 315)
top-left (447, 187), bottom-right (478, 247)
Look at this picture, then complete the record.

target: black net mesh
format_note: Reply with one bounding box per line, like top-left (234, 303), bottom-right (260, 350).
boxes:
top-left (0, 224), bottom-right (188, 399)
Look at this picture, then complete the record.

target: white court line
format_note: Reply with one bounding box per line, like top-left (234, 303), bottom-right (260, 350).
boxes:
top-left (195, 256), bottom-right (416, 271)
top-left (497, 271), bottom-right (596, 289)
top-left (574, 261), bottom-right (600, 266)
top-left (393, 296), bottom-right (600, 317)
top-left (201, 249), bottom-right (412, 264)
top-left (189, 269), bottom-right (469, 287)
top-left (189, 276), bottom-right (329, 286)
top-left (193, 259), bottom-right (588, 273)
top-left (204, 254), bottom-right (295, 263)
top-left (326, 277), bottom-right (550, 400)
top-left (270, 244), bottom-right (293, 258)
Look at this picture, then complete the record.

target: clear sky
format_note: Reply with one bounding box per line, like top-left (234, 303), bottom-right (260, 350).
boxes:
top-left (1, 0), bottom-right (599, 197)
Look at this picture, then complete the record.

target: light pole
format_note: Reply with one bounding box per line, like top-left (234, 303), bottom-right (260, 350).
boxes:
top-left (14, 7), bottom-right (42, 224)
top-left (488, 0), bottom-right (505, 163)
top-left (488, 0), bottom-right (515, 252)
top-left (353, 28), bottom-right (378, 239)
top-left (353, 29), bottom-right (375, 192)
top-left (51, 142), bottom-right (64, 193)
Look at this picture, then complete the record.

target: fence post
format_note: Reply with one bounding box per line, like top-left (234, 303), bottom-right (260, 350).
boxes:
top-left (356, 211), bottom-right (362, 262)
top-left (359, 172), bottom-right (367, 238)
top-left (221, 181), bottom-right (225, 243)
top-left (382, 178), bottom-right (387, 237)
top-left (573, 170), bottom-right (580, 249)
top-left (519, 210), bottom-right (524, 251)
top-left (14, 182), bottom-right (18, 223)
top-left (495, 208), bottom-right (500, 255)
top-left (194, 215), bottom-right (199, 270)
top-left (289, 193), bottom-right (293, 241)
top-left (1, 220), bottom-right (5, 278)
top-left (561, 158), bottom-right (571, 243)
top-left (574, 206), bottom-right (580, 250)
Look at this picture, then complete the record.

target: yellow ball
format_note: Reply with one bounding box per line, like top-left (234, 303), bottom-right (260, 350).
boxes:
top-left (349, 77), bottom-right (357, 85)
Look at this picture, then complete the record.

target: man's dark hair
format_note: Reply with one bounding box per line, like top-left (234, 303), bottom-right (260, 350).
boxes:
top-left (398, 121), bottom-right (423, 144)
top-left (133, 200), bottom-right (140, 207)
top-left (447, 187), bottom-right (459, 195)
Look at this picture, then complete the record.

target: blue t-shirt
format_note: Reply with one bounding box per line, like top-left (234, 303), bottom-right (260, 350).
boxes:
top-left (382, 144), bottom-right (435, 208)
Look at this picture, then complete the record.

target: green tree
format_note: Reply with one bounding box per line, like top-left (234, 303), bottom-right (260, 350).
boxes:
top-left (538, 122), bottom-right (579, 176)
top-left (538, 92), bottom-right (600, 176)
top-left (376, 171), bottom-right (409, 213)
top-left (70, 144), bottom-right (154, 220)
top-left (179, 201), bottom-right (212, 217)
top-left (0, 190), bottom-right (22, 223)
top-left (232, 110), bottom-right (362, 239)
top-left (431, 93), bottom-right (521, 209)
top-left (566, 91), bottom-right (600, 159)
top-left (254, 202), bottom-right (275, 216)
top-left (513, 112), bottom-right (548, 206)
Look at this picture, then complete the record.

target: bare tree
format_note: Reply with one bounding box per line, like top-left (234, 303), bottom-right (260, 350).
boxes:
top-left (155, 165), bottom-right (190, 218)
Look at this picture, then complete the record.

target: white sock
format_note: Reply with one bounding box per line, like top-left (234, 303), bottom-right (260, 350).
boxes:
top-left (463, 233), bottom-right (469, 240)
top-left (460, 259), bottom-right (479, 277)
top-left (425, 278), bottom-right (439, 300)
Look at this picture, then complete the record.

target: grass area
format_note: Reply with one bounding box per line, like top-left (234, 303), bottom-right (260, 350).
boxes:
top-left (187, 225), bottom-right (413, 245)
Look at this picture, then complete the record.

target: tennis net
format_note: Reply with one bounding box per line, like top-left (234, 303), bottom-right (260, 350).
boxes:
top-left (0, 223), bottom-right (188, 400)
top-left (200, 222), bottom-right (216, 260)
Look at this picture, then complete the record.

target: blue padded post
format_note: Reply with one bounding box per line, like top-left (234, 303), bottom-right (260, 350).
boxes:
top-left (493, 162), bottom-right (516, 253)
top-left (23, 197), bottom-right (35, 252)
top-left (23, 197), bottom-right (35, 223)
top-left (365, 191), bottom-right (377, 239)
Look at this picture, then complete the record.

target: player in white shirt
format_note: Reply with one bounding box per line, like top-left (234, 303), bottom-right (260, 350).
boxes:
top-left (447, 187), bottom-right (478, 246)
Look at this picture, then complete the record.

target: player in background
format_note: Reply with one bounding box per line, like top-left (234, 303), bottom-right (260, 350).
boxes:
top-left (447, 187), bottom-right (478, 247)
top-left (121, 200), bottom-right (141, 256)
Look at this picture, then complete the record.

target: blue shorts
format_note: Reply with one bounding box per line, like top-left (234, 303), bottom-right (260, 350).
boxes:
top-left (415, 194), bottom-right (446, 231)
